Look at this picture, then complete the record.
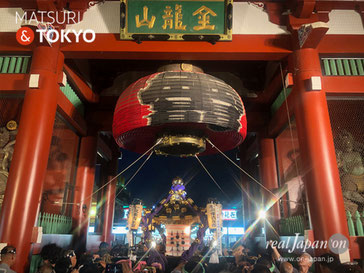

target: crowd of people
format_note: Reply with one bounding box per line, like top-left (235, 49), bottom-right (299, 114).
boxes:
top-left (0, 240), bottom-right (362, 273)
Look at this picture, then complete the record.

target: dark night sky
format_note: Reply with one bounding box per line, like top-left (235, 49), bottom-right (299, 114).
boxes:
top-left (118, 148), bottom-right (243, 209)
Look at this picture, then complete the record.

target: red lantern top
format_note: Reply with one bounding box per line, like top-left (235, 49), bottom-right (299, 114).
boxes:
top-left (113, 71), bottom-right (247, 155)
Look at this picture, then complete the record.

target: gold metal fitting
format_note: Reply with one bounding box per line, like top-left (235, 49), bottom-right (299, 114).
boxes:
top-left (6, 120), bottom-right (17, 131)
top-left (157, 63), bottom-right (203, 73)
top-left (154, 135), bottom-right (206, 157)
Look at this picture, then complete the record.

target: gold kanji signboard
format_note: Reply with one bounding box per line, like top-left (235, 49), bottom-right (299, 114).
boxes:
top-left (120, 0), bottom-right (233, 43)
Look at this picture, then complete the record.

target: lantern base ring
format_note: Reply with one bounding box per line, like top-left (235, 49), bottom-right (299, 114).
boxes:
top-left (154, 135), bottom-right (206, 157)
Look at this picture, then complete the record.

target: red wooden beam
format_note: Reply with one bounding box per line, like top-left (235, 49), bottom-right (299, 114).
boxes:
top-left (264, 75), bottom-right (364, 137)
top-left (36, 0), bottom-right (57, 11)
top-left (1, 0), bottom-right (362, 11)
top-left (57, 88), bottom-right (87, 136)
top-left (0, 0), bottom-right (93, 10)
top-left (267, 88), bottom-right (297, 137)
top-left (298, 22), bottom-right (329, 49)
top-left (60, 34), bottom-right (292, 60)
top-left (1, 32), bottom-right (364, 58)
top-left (0, 33), bottom-right (292, 60)
top-left (64, 64), bottom-right (99, 103)
top-left (323, 76), bottom-right (364, 94)
top-left (318, 35), bottom-right (364, 54)
top-left (0, 1), bottom-right (37, 8)
top-left (292, 0), bottom-right (316, 18)
top-left (246, 66), bottom-right (286, 109)
top-left (0, 74), bottom-right (27, 92)
top-left (0, 33), bottom-right (34, 53)
top-left (316, 1), bottom-right (364, 12)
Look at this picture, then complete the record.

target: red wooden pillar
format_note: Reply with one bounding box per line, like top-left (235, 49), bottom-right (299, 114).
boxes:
top-left (71, 136), bottom-right (97, 253)
top-left (259, 138), bottom-right (280, 221)
top-left (0, 41), bottom-right (63, 272)
top-left (102, 176), bottom-right (116, 245)
top-left (292, 48), bottom-right (349, 252)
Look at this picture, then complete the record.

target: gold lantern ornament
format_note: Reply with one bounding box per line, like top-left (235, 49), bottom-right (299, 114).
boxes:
top-left (206, 200), bottom-right (222, 230)
top-left (127, 200), bottom-right (143, 230)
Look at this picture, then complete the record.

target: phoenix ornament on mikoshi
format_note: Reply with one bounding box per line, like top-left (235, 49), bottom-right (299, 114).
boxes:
top-left (112, 66), bottom-right (247, 156)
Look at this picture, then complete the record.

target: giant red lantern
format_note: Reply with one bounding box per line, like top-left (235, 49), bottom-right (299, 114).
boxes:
top-left (112, 70), bottom-right (247, 156)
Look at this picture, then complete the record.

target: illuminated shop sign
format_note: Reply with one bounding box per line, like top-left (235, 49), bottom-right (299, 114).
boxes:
top-left (228, 227), bottom-right (244, 235)
top-left (123, 208), bottom-right (237, 220)
top-left (108, 226), bottom-right (244, 235)
top-left (120, 0), bottom-right (232, 42)
top-left (222, 209), bottom-right (237, 220)
top-left (122, 208), bottom-right (129, 219)
top-left (122, 206), bottom-right (146, 219)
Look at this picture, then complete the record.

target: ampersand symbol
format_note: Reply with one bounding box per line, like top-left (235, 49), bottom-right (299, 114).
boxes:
top-left (16, 27), bottom-right (34, 45)
top-left (21, 30), bottom-right (31, 42)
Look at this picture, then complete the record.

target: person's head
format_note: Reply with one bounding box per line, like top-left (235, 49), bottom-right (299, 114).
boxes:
top-left (99, 242), bottom-right (109, 251)
top-left (280, 262), bottom-right (294, 273)
top-left (40, 243), bottom-right (63, 266)
top-left (157, 243), bottom-right (166, 254)
top-left (63, 249), bottom-right (77, 268)
top-left (298, 253), bottom-right (313, 269)
top-left (101, 253), bottom-right (112, 264)
top-left (251, 264), bottom-right (271, 273)
top-left (0, 246), bottom-right (16, 266)
top-left (98, 242), bottom-right (110, 257)
top-left (143, 244), bottom-right (149, 252)
top-left (242, 244), bottom-right (250, 255)
top-left (232, 243), bottom-right (244, 257)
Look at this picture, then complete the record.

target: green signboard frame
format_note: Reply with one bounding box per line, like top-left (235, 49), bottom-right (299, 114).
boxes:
top-left (120, 0), bottom-right (233, 43)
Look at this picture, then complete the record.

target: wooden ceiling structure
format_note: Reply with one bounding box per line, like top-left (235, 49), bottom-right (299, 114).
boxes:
top-left (1, 0), bottom-right (364, 139)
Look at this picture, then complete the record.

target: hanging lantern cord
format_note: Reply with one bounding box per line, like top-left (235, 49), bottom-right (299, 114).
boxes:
top-left (61, 139), bottom-right (161, 205)
top-left (194, 155), bottom-right (230, 200)
top-left (206, 138), bottom-right (279, 200)
top-left (114, 150), bottom-right (154, 200)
